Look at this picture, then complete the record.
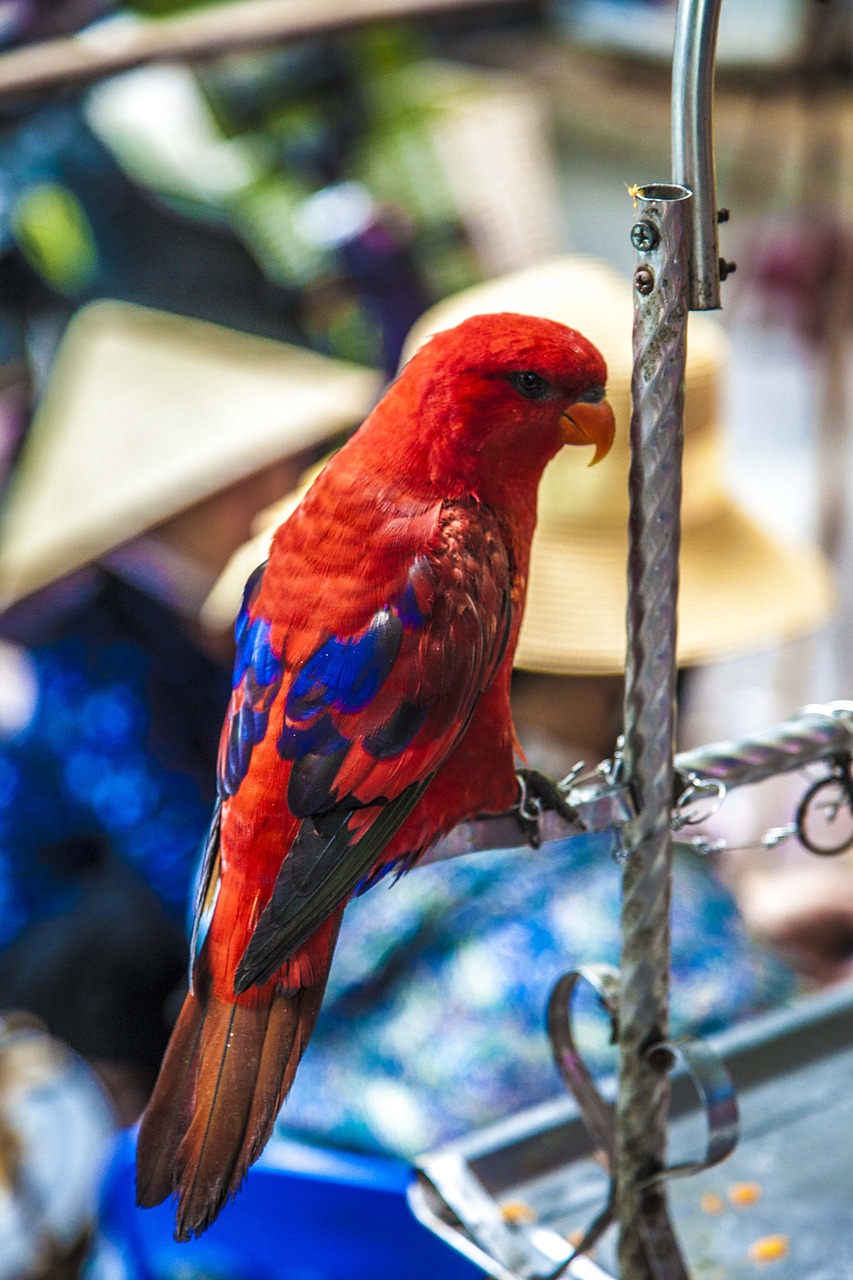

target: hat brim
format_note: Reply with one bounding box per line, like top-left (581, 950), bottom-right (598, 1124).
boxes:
top-left (517, 501), bottom-right (835, 675)
top-left (0, 304), bottom-right (381, 610)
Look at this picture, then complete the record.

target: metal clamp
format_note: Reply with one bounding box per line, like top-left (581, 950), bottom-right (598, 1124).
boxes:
top-left (547, 967), bottom-right (739, 1273)
top-left (410, 965), bottom-right (740, 1280)
top-left (411, 1151), bottom-right (589, 1280)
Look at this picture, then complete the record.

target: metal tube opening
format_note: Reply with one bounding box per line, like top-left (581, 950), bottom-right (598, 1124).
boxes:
top-left (635, 184), bottom-right (692, 203)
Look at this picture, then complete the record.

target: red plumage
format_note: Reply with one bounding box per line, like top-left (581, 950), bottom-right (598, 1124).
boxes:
top-left (136, 312), bottom-right (615, 1240)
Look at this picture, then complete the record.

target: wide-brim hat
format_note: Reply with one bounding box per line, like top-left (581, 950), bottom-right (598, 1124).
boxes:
top-left (0, 302), bottom-right (381, 611)
top-left (401, 256), bottom-right (835, 674)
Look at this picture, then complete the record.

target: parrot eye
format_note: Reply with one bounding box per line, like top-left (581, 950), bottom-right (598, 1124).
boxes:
top-left (509, 371), bottom-right (551, 400)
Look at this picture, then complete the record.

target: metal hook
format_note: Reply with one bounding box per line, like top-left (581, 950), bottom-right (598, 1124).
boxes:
top-left (516, 773), bottom-right (542, 826)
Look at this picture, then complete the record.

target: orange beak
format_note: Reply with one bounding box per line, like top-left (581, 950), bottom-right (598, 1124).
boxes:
top-left (560, 398), bottom-right (616, 466)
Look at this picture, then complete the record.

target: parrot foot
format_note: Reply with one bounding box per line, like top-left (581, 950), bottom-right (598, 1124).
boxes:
top-left (515, 768), bottom-right (581, 848)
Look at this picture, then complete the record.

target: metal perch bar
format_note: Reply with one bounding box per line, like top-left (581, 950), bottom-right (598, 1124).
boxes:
top-left (617, 1), bottom-right (726, 1267)
top-left (0, 0), bottom-right (520, 102)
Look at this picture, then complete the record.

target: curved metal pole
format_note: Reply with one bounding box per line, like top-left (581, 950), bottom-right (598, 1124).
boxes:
top-left (671, 0), bottom-right (725, 310)
top-left (618, 183), bottom-right (692, 1280)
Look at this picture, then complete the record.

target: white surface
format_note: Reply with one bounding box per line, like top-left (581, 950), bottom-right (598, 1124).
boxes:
top-left (563, 0), bottom-right (807, 68)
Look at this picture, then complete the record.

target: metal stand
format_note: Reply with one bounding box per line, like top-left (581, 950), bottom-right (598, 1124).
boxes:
top-left (617, 183), bottom-right (692, 1280)
top-left (617, 2), bottom-right (725, 1273)
top-left (671, 0), bottom-right (727, 311)
top-left (413, 0), bottom-right (852, 1265)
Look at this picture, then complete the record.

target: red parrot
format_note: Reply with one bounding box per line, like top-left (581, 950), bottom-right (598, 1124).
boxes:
top-left (136, 312), bottom-right (615, 1240)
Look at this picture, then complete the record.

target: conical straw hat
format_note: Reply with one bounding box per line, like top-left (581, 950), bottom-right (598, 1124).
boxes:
top-left (0, 302), bottom-right (381, 611)
top-left (401, 255), bottom-right (834, 673)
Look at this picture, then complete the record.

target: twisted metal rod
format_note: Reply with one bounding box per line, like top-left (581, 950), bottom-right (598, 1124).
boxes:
top-left (675, 702), bottom-right (853, 789)
top-left (617, 184), bottom-right (693, 1280)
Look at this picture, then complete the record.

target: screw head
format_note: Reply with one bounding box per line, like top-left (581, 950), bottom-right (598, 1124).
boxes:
top-left (719, 257), bottom-right (737, 281)
top-left (630, 220), bottom-right (659, 252)
top-left (634, 265), bottom-right (655, 295)
top-left (717, 207), bottom-right (730, 224)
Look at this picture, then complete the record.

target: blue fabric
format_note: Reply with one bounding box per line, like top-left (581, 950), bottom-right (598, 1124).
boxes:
top-left (0, 575), bottom-right (226, 949)
top-left (281, 831), bottom-right (794, 1157)
top-left (96, 1127), bottom-right (480, 1280)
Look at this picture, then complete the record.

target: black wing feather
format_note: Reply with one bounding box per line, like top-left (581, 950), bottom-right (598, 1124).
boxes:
top-left (234, 778), bottom-right (430, 993)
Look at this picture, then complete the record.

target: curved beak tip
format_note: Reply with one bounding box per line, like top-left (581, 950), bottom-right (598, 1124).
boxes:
top-left (561, 399), bottom-right (616, 467)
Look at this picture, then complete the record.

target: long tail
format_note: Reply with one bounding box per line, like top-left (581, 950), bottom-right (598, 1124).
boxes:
top-left (136, 967), bottom-right (331, 1241)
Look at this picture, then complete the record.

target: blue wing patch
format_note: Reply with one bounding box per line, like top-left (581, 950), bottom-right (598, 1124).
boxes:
top-left (287, 608), bottom-right (402, 720)
top-left (218, 563), bottom-right (282, 799)
top-left (277, 564), bottom-right (431, 816)
top-left (281, 606), bottom-right (403, 815)
top-left (219, 559), bottom-right (433, 808)
top-left (278, 712), bottom-right (348, 761)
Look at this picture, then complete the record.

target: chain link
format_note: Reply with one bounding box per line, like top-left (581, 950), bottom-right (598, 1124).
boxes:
top-left (675, 824), bottom-right (798, 858)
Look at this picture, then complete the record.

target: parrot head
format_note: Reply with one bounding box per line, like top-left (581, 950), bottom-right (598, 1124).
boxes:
top-left (379, 312), bottom-right (616, 507)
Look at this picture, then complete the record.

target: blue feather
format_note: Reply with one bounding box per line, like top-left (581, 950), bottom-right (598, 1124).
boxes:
top-left (234, 616), bottom-right (278, 689)
top-left (287, 607), bottom-right (402, 720)
top-left (396, 569), bottom-right (426, 630)
top-left (234, 562), bottom-right (266, 649)
top-left (220, 702), bottom-right (270, 797)
top-left (225, 569), bottom-right (431, 805)
top-left (219, 564), bottom-right (282, 797)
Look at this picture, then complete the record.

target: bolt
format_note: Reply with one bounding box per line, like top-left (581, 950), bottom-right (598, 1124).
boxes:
top-left (630, 220), bottom-right (659, 252)
top-left (719, 258), bottom-right (737, 281)
top-left (634, 265), bottom-right (655, 295)
top-left (717, 208), bottom-right (730, 224)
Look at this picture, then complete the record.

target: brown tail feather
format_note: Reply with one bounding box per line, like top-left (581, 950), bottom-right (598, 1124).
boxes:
top-left (135, 991), bottom-right (205, 1209)
top-left (136, 974), bottom-right (333, 1242)
top-left (171, 999), bottom-right (268, 1240)
top-left (237, 984), bottom-right (327, 1177)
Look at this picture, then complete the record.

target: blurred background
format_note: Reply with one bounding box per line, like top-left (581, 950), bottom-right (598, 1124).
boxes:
top-left (0, 0), bottom-right (850, 1276)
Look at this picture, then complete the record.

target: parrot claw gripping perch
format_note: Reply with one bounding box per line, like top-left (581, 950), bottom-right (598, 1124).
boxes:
top-left (515, 768), bottom-right (582, 848)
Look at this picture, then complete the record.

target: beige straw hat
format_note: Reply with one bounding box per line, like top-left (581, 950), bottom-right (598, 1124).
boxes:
top-left (0, 302), bottom-right (381, 611)
top-left (401, 256), bottom-right (835, 674)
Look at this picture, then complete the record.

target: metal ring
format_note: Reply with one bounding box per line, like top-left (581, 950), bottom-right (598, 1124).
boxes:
top-left (672, 775), bottom-right (726, 830)
top-left (516, 774), bottom-right (541, 825)
top-left (796, 768), bottom-right (853, 856)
